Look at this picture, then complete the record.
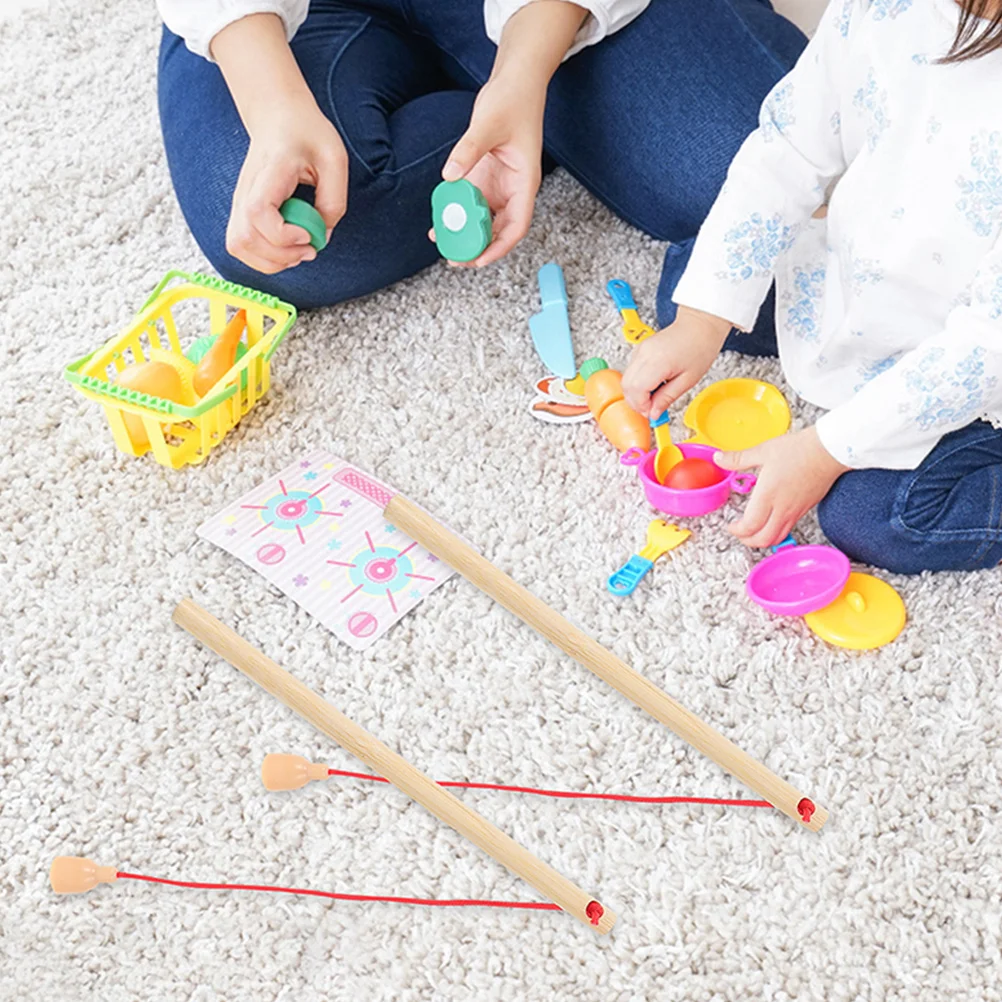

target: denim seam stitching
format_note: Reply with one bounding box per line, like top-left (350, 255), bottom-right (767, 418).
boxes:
top-left (968, 465), bottom-right (1001, 563)
top-left (719, 0), bottom-right (796, 77)
top-left (327, 18), bottom-right (471, 180)
top-left (892, 427), bottom-right (1002, 544)
top-left (325, 17), bottom-right (378, 179)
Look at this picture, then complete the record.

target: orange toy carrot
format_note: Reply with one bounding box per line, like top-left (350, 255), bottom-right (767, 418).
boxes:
top-left (193, 309), bottom-right (247, 397)
top-left (581, 357), bottom-right (651, 453)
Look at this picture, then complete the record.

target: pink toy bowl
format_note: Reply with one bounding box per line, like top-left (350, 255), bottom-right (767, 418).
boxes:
top-left (621, 442), bottom-right (755, 518)
top-left (746, 545), bottom-right (851, 616)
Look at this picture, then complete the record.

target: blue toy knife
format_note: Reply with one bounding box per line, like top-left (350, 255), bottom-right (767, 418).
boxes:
top-left (528, 262), bottom-right (576, 378)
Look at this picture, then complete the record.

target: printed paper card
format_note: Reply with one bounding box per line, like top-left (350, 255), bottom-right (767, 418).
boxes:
top-left (197, 451), bottom-right (454, 650)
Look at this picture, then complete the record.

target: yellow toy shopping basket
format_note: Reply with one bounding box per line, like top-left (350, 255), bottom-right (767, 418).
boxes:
top-left (65, 270), bottom-right (296, 469)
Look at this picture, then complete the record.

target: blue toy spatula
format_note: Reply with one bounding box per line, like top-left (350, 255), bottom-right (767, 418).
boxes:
top-left (528, 262), bottom-right (576, 378)
top-left (607, 520), bottom-right (691, 596)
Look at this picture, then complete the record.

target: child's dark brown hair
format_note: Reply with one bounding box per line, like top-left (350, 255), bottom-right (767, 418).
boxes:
top-left (943, 0), bottom-right (1002, 62)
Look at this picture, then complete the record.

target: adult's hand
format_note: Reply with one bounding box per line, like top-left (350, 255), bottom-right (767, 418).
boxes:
top-left (227, 107), bottom-right (347, 274)
top-left (432, 1), bottom-right (589, 267)
top-left (211, 13), bottom-right (348, 274)
top-left (435, 75), bottom-right (545, 268)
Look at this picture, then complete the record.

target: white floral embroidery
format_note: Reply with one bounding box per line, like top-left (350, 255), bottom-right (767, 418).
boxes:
top-left (833, 0), bottom-right (854, 38)
top-left (719, 213), bottom-right (799, 282)
top-left (926, 116), bottom-right (941, 144)
top-left (761, 83), bottom-right (795, 144)
top-left (974, 268), bottom-right (1002, 320)
top-left (846, 244), bottom-right (884, 296)
top-left (903, 347), bottom-right (999, 430)
top-left (854, 354), bottom-right (899, 391)
top-left (871, 0), bottom-right (913, 20)
top-left (951, 288), bottom-right (973, 311)
top-left (853, 69), bottom-right (891, 151)
top-left (783, 265), bottom-right (827, 343)
top-left (956, 131), bottom-right (1002, 237)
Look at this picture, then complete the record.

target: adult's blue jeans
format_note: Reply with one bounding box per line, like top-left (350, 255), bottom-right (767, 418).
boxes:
top-left (157, 0), bottom-right (807, 309)
top-left (657, 241), bottom-right (1002, 573)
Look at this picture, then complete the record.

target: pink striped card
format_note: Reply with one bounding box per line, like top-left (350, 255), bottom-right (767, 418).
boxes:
top-left (197, 451), bottom-right (455, 650)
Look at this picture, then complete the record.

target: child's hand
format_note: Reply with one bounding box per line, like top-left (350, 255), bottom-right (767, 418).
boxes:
top-left (714, 427), bottom-right (850, 548)
top-left (226, 101), bottom-right (348, 275)
top-left (622, 307), bottom-right (732, 419)
top-left (431, 75), bottom-right (545, 268)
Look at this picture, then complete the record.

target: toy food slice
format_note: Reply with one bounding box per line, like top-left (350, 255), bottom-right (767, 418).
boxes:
top-left (114, 359), bottom-right (188, 448)
top-left (279, 197), bottom-right (327, 250)
top-left (804, 572), bottom-right (906, 649)
top-left (530, 399), bottom-right (592, 421)
top-left (683, 378), bottom-right (791, 451)
top-left (431, 179), bottom-right (492, 262)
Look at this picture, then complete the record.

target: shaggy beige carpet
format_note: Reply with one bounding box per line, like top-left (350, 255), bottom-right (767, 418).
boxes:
top-left (2, 2), bottom-right (1001, 1000)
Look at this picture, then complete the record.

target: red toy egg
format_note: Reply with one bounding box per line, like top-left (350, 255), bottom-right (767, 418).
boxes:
top-left (662, 457), bottom-right (725, 491)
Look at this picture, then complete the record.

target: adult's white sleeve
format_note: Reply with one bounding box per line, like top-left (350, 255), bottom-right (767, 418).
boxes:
top-left (156, 0), bottom-right (310, 61)
top-left (671, 0), bottom-right (859, 332)
top-left (484, 0), bottom-right (650, 59)
top-left (816, 239), bottom-right (1002, 470)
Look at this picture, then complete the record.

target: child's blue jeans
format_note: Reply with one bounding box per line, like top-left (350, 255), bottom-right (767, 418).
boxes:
top-left (658, 240), bottom-right (1002, 575)
top-left (157, 0), bottom-right (806, 309)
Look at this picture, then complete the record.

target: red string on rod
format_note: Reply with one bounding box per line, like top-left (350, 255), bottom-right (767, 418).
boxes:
top-left (326, 768), bottom-right (773, 809)
top-left (115, 872), bottom-right (560, 912)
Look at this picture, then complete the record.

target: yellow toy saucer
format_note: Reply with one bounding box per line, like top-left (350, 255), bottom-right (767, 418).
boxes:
top-left (804, 572), bottom-right (906, 650)
top-left (683, 378), bottom-right (791, 452)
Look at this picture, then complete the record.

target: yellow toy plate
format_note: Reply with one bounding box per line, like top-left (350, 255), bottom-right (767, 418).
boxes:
top-left (683, 378), bottom-right (791, 452)
top-left (804, 572), bottom-right (906, 650)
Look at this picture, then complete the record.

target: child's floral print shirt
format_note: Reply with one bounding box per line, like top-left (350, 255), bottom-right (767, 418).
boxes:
top-left (674, 0), bottom-right (1002, 469)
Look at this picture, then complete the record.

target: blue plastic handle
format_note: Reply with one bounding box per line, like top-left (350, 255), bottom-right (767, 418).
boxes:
top-left (769, 534), bottom-right (798, 554)
top-left (650, 410), bottom-right (671, 429)
top-left (537, 262), bottom-right (568, 311)
top-left (606, 279), bottom-right (636, 312)
top-left (607, 555), bottom-right (655, 596)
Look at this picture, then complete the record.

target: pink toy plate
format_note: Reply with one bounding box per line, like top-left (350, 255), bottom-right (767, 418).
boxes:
top-left (746, 545), bottom-right (851, 616)
top-left (621, 442), bottom-right (755, 518)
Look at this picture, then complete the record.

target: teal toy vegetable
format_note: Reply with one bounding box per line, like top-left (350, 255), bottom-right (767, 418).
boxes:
top-left (279, 197), bottom-right (327, 251)
top-left (430, 179), bottom-right (492, 262)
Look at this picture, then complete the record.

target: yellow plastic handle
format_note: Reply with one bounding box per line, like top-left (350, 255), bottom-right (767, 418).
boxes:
top-left (619, 308), bottom-right (656, 345)
top-left (845, 591), bottom-right (867, 614)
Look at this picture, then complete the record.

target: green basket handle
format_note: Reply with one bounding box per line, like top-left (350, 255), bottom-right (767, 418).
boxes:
top-left (137, 271), bottom-right (296, 360)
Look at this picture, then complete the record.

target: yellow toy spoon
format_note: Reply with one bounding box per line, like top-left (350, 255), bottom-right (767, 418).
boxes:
top-left (650, 411), bottom-right (683, 483)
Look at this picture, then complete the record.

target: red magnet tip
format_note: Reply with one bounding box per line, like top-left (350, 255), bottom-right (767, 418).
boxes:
top-left (797, 798), bottom-right (816, 823)
top-left (585, 901), bottom-right (604, 926)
